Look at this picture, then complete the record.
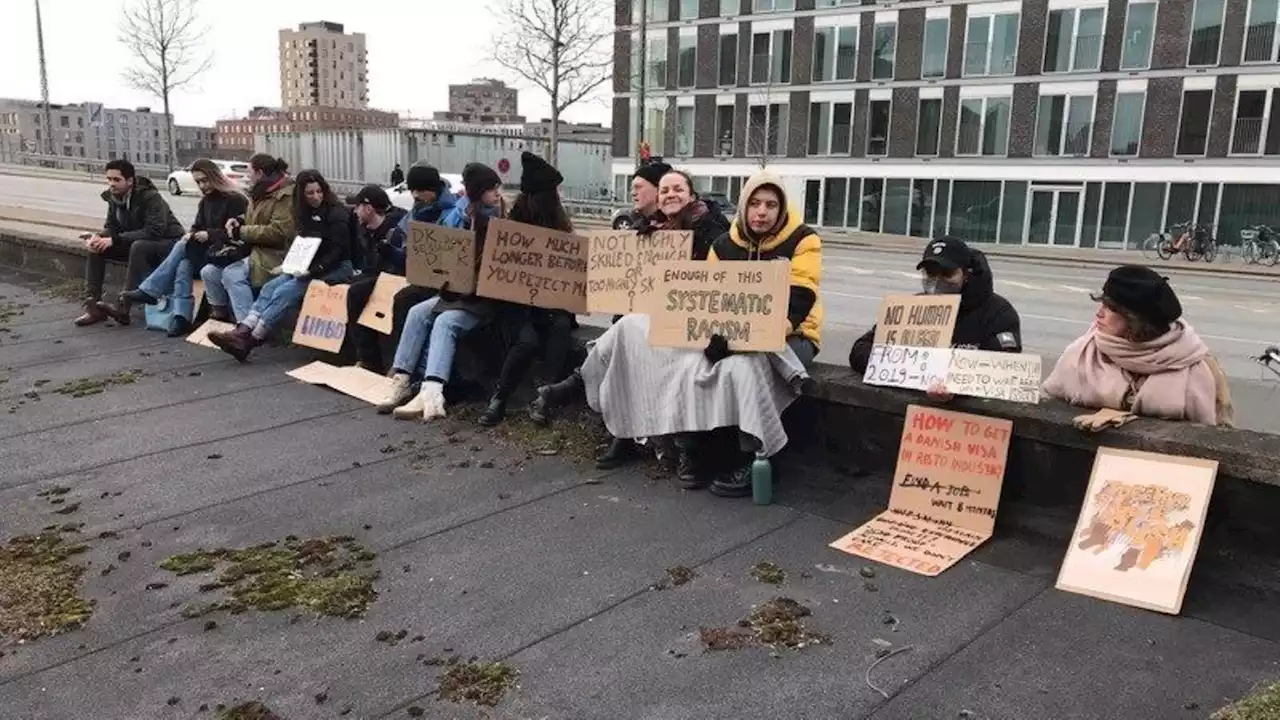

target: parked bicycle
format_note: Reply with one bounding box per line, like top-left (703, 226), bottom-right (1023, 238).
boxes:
top-left (1239, 225), bottom-right (1280, 266)
top-left (1253, 346), bottom-right (1280, 380)
top-left (1155, 222), bottom-right (1218, 262)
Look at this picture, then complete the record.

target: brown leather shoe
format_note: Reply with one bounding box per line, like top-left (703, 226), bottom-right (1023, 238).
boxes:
top-left (93, 300), bottom-right (131, 326)
top-left (73, 301), bottom-right (107, 327)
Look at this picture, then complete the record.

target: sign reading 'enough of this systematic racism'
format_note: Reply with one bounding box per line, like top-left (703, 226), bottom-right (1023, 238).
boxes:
top-left (647, 260), bottom-right (791, 353)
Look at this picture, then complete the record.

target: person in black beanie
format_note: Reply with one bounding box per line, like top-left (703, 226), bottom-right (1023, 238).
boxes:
top-left (478, 152), bottom-right (577, 426)
top-left (625, 161), bottom-right (671, 232)
top-left (401, 164), bottom-right (457, 226)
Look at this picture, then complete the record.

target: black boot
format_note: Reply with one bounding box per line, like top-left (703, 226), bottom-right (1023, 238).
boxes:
top-left (710, 461), bottom-right (753, 498)
top-left (676, 449), bottom-right (706, 489)
top-left (478, 391), bottom-right (509, 427)
top-left (121, 288), bottom-right (158, 306)
top-left (595, 437), bottom-right (640, 470)
top-left (529, 371), bottom-right (584, 426)
top-left (167, 316), bottom-right (192, 338)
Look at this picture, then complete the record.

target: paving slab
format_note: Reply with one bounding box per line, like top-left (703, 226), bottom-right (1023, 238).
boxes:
top-left (873, 590), bottom-right (1280, 720)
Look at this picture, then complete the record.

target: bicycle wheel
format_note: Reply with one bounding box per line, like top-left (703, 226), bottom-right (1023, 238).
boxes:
top-left (1267, 240), bottom-right (1280, 267)
top-left (1202, 240), bottom-right (1218, 263)
top-left (1157, 238), bottom-right (1175, 260)
top-left (1184, 242), bottom-right (1202, 261)
top-left (1141, 233), bottom-right (1160, 260)
top-left (1243, 241), bottom-right (1258, 264)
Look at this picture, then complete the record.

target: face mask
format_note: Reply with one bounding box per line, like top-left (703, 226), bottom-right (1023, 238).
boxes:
top-left (922, 277), bottom-right (963, 295)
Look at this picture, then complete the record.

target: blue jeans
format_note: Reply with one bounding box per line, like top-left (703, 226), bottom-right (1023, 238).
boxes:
top-left (200, 258), bottom-right (255, 322)
top-left (138, 239), bottom-right (197, 321)
top-left (391, 297), bottom-right (481, 382)
top-left (243, 262), bottom-right (355, 339)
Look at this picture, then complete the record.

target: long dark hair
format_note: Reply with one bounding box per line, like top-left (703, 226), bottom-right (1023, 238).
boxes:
top-left (292, 169), bottom-right (341, 223)
top-left (508, 189), bottom-right (573, 233)
top-left (249, 153), bottom-right (288, 177)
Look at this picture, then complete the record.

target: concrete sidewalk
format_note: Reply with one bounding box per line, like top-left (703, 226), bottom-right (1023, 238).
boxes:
top-left (0, 270), bottom-right (1277, 719)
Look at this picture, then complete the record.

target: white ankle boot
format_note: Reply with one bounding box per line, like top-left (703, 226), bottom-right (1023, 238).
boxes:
top-left (376, 373), bottom-right (413, 414)
top-left (420, 380), bottom-right (447, 421)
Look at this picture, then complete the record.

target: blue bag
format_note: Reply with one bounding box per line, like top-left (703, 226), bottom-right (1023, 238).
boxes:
top-left (144, 296), bottom-right (177, 332)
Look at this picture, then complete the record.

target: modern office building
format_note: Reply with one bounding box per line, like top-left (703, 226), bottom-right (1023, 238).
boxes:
top-left (433, 79), bottom-right (526, 124)
top-left (0, 97), bottom-right (211, 167)
top-left (612, 0), bottom-right (1280, 249)
top-left (279, 21), bottom-right (369, 110)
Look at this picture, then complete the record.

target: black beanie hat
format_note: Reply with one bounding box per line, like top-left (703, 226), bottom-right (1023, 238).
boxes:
top-left (1101, 265), bottom-right (1183, 327)
top-left (519, 151), bottom-right (563, 194)
top-left (407, 165), bottom-right (444, 193)
top-left (632, 161), bottom-right (673, 189)
top-left (461, 163), bottom-right (503, 202)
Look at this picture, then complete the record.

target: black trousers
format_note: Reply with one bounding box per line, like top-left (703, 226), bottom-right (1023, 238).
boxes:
top-left (84, 237), bottom-right (174, 301)
top-left (495, 309), bottom-right (575, 396)
top-left (346, 274), bottom-right (380, 367)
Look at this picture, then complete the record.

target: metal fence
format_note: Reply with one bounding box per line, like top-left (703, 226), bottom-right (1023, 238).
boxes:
top-left (1, 152), bottom-right (172, 181)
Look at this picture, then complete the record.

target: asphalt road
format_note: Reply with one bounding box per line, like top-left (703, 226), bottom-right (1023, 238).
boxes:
top-left (5, 172), bottom-right (1280, 431)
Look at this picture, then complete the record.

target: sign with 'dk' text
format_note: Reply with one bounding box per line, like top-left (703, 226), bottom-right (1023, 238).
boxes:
top-left (476, 219), bottom-right (588, 314)
top-left (582, 229), bottom-right (692, 315)
top-left (287, 361), bottom-right (397, 406)
top-left (406, 221), bottom-right (476, 294)
top-left (279, 236), bottom-right (322, 276)
top-left (357, 273), bottom-right (409, 335)
top-left (830, 405), bottom-right (1012, 576)
top-left (873, 294), bottom-right (960, 348)
top-left (945, 349), bottom-right (1042, 404)
top-left (1056, 448), bottom-right (1217, 615)
top-left (647, 260), bottom-right (791, 353)
top-left (862, 344), bottom-right (953, 391)
top-left (291, 281), bottom-right (350, 354)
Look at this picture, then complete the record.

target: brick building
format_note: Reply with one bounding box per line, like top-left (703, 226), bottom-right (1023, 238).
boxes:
top-left (214, 106), bottom-right (399, 154)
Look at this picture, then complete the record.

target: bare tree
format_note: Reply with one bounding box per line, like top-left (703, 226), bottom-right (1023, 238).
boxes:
top-left (746, 79), bottom-right (781, 169)
top-left (491, 0), bottom-right (612, 166)
top-left (119, 0), bottom-right (211, 171)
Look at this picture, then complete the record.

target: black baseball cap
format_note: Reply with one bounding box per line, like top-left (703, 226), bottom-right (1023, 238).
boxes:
top-left (917, 236), bottom-right (973, 273)
top-left (352, 184), bottom-right (392, 212)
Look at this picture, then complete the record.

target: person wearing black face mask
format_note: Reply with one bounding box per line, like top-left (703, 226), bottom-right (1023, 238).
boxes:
top-left (849, 236), bottom-right (1023, 393)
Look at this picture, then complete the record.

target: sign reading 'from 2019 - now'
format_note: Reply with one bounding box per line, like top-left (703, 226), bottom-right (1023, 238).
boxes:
top-left (647, 260), bottom-right (791, 353)
top-left (582, 229), bottom-right (692, 315)
top-left (476, 219), bottom-right (589, 314)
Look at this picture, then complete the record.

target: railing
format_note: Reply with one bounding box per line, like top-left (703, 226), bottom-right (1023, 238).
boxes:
top-left (1232, 118), bottom-right (1265, 154)
top-left (1062, 122), bottom-right (1093, 156)
top-left (1071, 34), bottom-right (1103, 70)
top-left (0, 153), bottom-right (172, 181)
top-left (1243, 24), bottom-right (1277, 63)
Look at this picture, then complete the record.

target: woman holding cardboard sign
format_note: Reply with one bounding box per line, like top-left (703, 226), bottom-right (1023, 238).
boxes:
top-left (1043, 265), bottom-right (1233, 426)
top-left (208, 170), bottom-right (354, 361)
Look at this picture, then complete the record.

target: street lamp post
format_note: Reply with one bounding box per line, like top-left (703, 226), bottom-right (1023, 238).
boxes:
top-left (35, 0), bottom-right (54, 157)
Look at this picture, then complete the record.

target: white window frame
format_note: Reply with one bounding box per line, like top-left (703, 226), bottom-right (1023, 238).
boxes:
top-left (1042, 2), bottom-right (1108, 74)
top-left (1174, 77), bottom-right (1216, 157)
top-left (749, 21), bottom-right (795, 86)
top-left (812, 19), bottom-right (859, 83)
top-left (717, 24), bottom-right (739, 88)
top-left (808, 93), bottom-right (854, 156)
top-left (871, 15), bottom-right (899, 81)
top-left (963, 5), bottom-right (1021, 78)
top-left (677, 28), bottom-right (698, 89)
top-left (753, 0), bottom-right (795, 13)
top-left (646, 35), bottom-right (668, 90)
top-left (720, 0), bottom-right (741, 17)
top-left (916, 89), bottom-right (945, 157)
top-left (714, 95), bottom-right (736, 156)
top-left (746, 96), bottom-right (788, 157)
top-left (1228, 75), bottom-right (1280, 155)
top-left (955, 87), bottom-right (1014, 157)
top-left (1109, 80), bottom-right (1147, 158)
top-left (1242, 0), bottom-right (1280, 64)
top-left (1033, 83), bottom-right (1098, 157)
top-left (674, 100), bottom-right (696, 157)
top-left (921, 11), bottom-right (951, 79)
top-left (1119, 1), bottom-right (1159, 70)
top-left (680, 0), bottom-right (699, 21)
top-left (1187, 0), bottom-right (1228, 68)
top-left (866, 89), bottom-right (893, 156)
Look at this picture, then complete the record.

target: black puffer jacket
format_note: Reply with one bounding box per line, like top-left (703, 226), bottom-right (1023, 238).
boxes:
top-left (100, 176), bottom-right (186, 246)
top-left (354, 206), bottom-right (408, 274)
top-left (849, 249), bottom-right (1022, 373)
top-left (186, 190), bottom-right (250, 265)
top-left (294, 201), bottom-right (354, 278)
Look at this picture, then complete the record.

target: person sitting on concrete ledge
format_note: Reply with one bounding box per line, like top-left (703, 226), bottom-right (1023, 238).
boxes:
top-left (1043, 265), bottom-right (1234, 427)
top-left (208, 170), bottom-right (354, 362)
top-left (76, 158), bottom-right (186, 327)
top-left (120, 159), bottom-right (249, 337)
top-left (344, 184), bottom-right (408, 374)
top-left (623, 160), bottom-right (670, 233)
top-left (848, 236), bottom-right (1022, 401)
top-left (199, 154), bottom-right (295, 323)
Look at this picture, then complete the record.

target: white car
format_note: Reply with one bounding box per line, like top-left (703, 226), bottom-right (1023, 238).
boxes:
top-left (387, 173), bottom-right (465, 211)
top-left (166, 160), bottom-right (253, 196)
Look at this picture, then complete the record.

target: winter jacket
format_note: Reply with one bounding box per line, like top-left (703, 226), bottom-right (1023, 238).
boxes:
top-left (354, 206), bottom-right (408, 275)
top-left (99, 176), bottom-right (186, 247)
top-left (294, 201), bottom-right (354, 278)
top-left (433, 196), bottom-right (502, 322)
top-left (649, 200), bottom-right (730, 261)
top-left (186, 190), bottom-right (250, 266)
top-left (388, 189), bottom-right (458, 272)
top-left (238, 176), bottom-right (296, 288)
top-left (848, 249), bottom-right (1023, 374)
top-left (707, 172), bottom-right (824, 348)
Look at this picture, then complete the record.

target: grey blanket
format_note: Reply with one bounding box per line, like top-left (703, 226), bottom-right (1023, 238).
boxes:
top-left (580, 314), bottom-right (808, 457)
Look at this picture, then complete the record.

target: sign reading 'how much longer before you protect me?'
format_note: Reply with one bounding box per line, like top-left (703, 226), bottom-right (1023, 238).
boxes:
top-left (830, 405), bottom-right (1013, 576)
top-left (476, 219), bottom-right (589, 314)
top-left (582, 229), bottom-right (692, 315)
top-left (647, 260), bottom-right (791, 353)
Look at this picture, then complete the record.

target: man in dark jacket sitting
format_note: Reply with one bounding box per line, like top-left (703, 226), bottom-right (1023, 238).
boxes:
top-left (76, 158), bottom-right (186, 326)
top-left (626, 161), bottom-right (670, 232)
top-left (849, 236), bottom-right (1022, 395)
top-left (346, 184), bottom-right (409, 373)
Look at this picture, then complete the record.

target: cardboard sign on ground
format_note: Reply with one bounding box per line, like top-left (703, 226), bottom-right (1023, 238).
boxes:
top-left (356, 273), bottom-right (408, 335)
top-left (646, 260), bottom-right (791, 353)
top-left (185, 319), bottom-right (236, 349)
top-left (830, 405), bottom-right (1013, 576)
top-left (192, 279), bottom-right (205, 314)
top-left (280, 236), bottom-right (322, 276)
top-left (582, 229), bottom-right (692, 315)
top-left (873, 294), bottom-right (960, 347)
top-left (476, 219), bottom-right (588, 314)
top-left (946, 349), bottom-right (1042, 404)
top-left (862, 344), bottom-right (953, 391)
top-left (406, 221), bottom-right (476, 294)
top-left (291, 281), bottom-right (350, 354)
top-left (287, 361), bottom-right (396, 406)
top-left (1055, 448), bottom-right (1217, 615)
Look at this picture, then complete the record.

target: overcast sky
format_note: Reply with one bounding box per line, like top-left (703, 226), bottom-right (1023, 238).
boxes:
top-left (0, 0), bottom-right (614, 127)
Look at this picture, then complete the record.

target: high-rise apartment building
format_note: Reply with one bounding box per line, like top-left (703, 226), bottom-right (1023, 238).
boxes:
top-left (279, 21), bottom-right (368, 110)
top-left (434, 79), bottom-right (525, 124)
top-left (613, 0), bottom-right (1280, 250)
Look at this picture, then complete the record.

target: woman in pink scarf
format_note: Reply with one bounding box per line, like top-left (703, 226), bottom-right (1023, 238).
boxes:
top-left (1043, 265), bottom-right (1233, 426)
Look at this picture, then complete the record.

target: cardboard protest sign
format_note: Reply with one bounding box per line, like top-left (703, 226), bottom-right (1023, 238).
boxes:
top-left (406, 221), bottom-right (476, 294)
top-left (873, 294), bottom-right (960, 347)
top-left (830, 405), bottom-right (1012, 576)
top-left (582, 229), bottom-right (692, 315)
top-left (357, 273), bottom-right (408, 335)
top-left (647, 260), bottom-right (791, 353)
top-left (186, 319), bottom-right (236, 349)
top-left (862, 344), bottom-right (953, 391)
top-left (193, 279), bottom-right (205, 315)
top-left (287, 361), bottom-right (396, 406)
top-left (280, 236), bottom-right (322, 276)
top-left (1055, 448), bottom-right (1217, 615)
top-left (476, 219), bottom-right (588, 314)
top-left (291, 281), bottom-right (350, 354)
top-left (945, 349), bottom-right (1042, 403)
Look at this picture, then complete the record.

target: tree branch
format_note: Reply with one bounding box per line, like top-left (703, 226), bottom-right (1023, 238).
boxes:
top-left (488, 0), bottom-right (612, 118)
top-left (118, 0), bottom-right (211, 108)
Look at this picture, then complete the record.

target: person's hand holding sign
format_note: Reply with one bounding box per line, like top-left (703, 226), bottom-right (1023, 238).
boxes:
top-left (926, 380), bottom-right (954, 402)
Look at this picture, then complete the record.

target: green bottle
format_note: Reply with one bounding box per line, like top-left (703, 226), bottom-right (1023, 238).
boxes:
top-left (751, 457), bottom-right (773, 505)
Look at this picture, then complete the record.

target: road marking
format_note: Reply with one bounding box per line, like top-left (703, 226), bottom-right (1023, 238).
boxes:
top-left (1021, 312), bottom-right (1266, 346)
top-left (1182, 295), bottom-right (1203, 301)
top-left (1059, 284), bottom-right (1091, 293)
top-left (895, 271), bottom-right (920, 279)
top-left (829, 264), bottom-right (876, 275)
top-left (1001, 280), bottom-right (1041, 290)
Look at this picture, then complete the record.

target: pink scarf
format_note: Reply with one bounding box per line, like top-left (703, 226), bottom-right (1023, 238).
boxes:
top-left (1042, 321), bottom-right (1217, 425)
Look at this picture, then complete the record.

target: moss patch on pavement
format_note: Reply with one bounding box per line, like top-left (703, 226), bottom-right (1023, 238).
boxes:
top-left (52, 369), bottom-right (146, 398)
top-left (446, 402), bottom-right (611, 467)
top-left (437, 659), bottom-right (519, 707)
top-left (701, 597), bottom-right (828, 653)
top-left (39, 279), bottom-right (84, 303)
top-left (0, 529), bottom-right (93, 642)
top-left (217, 701), bottom-right (282, 720)
top-left (160, 536), bottom-right (380, 619)
top-left (749, 560), bottom-right (786, 585)
top-left (1213, 679), bottom-right (1280, 720)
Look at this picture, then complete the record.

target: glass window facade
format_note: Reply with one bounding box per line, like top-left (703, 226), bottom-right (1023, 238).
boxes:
top-left (921, 18), bottom-right (948, 79)
top-left (1110, 92), bottom-right (1145, 156)
top-left (872, 23), bottom-right (897, 80)
top-left (1188, 0), bottom-right (1225, 66)
top-left (1120, 2), bottom-right (1158, 69)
